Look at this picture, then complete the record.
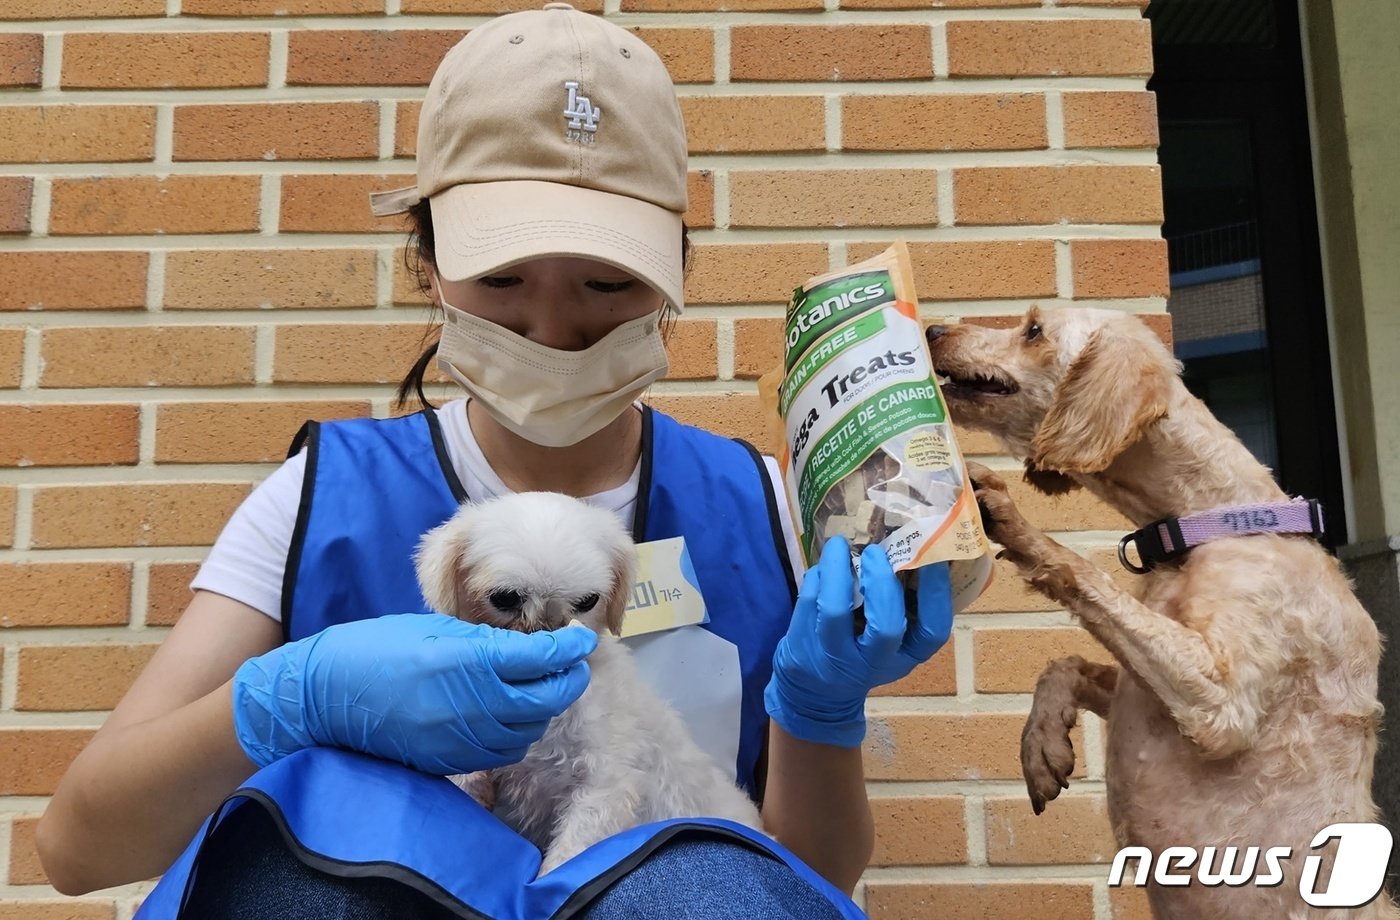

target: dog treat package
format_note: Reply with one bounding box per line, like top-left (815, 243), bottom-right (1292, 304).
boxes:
top-left (760, 242), bottom-right (994, 612)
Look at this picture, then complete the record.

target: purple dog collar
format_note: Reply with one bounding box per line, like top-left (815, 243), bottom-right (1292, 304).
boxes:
top-left (1117, 498), bottom-right (1326, 574)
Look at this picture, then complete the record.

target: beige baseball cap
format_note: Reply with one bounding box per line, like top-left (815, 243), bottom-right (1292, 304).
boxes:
top-left (371, 2), bottom-right (689, 311)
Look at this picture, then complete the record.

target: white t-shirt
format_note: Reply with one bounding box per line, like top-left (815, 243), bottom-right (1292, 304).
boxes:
top-left (192, 399), bottom-right (805, 778)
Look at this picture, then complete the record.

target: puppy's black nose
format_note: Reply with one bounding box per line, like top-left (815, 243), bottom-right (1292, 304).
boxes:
top-left (925, 324), bottom-right (947, 342)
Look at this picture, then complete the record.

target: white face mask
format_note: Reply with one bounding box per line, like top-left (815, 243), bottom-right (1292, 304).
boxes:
top-left (434, 293), bottom-right (669, 449)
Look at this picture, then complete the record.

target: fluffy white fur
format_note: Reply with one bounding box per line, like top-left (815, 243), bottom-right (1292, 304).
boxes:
top-left (414, 491), bottom-right (764, 876)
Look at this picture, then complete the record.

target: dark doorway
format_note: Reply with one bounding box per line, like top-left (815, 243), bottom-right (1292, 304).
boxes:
top-left (1146, 0), bottom-right (1345, 547)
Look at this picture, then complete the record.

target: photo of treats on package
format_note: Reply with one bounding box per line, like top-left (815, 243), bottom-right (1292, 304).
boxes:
top-left (761, 241), bottom-right (994, 612)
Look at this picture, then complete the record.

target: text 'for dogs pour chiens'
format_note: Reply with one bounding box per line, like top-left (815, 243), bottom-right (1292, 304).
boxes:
top-left (928, 306), bottom-right (1395, 919)
top-left (415, 492), bottom-right (764, 877)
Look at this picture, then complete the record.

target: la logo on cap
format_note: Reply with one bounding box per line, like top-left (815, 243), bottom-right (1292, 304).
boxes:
top-left (564, 81), bottom-right (600, 143)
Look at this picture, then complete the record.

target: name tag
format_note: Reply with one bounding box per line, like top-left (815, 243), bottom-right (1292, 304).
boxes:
top-left (619, 536), bottom-right (709, 638)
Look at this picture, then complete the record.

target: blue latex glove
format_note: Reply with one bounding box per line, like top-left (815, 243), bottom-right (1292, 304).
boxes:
top-left (764, 537), bottom-right (954, 748)
top-left (232, 613), bottom-right (596, 774)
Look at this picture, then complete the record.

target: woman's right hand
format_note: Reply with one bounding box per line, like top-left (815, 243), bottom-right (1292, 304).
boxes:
top-left (231, 613), bottom-right (596, 774)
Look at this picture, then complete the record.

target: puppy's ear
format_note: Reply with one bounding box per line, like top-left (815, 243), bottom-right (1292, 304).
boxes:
top-left (414, 518), bottom-right (474, 618)
top-left (600, 542), bottom-right (639, 637)
top-left (1023, 458), bottom-right (1080, 495)
top-left (1031, 328), bottom-right (1175, 475)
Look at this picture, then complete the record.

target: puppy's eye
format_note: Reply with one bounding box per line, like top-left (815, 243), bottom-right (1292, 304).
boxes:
top-left (1025, 321), bottom-right (1042, 342)
top-left (488, 589), bottom-right (524, 611)
top-left (573, 594), bottom-right (600, 612)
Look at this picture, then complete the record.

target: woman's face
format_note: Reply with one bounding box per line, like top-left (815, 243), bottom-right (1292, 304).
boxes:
top-left (434, 256), bottom-right (664, 351)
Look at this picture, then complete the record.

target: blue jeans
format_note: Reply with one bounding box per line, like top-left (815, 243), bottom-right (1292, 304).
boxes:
top-left (184, 801), bottom-right (848, 919)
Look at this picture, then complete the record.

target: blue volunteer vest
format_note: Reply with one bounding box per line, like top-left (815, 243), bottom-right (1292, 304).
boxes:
top-left (135, 406), bottom-right (860, 920)
top-left (282, 404), bottom-right (796, 792)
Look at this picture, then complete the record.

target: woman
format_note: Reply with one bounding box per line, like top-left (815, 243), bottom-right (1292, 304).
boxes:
top-left (36, 5), bottom-right (953, 916)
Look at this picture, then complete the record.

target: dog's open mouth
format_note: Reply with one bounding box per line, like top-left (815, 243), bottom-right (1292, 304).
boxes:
top-left (936, 368), bottom-right (1019, 398)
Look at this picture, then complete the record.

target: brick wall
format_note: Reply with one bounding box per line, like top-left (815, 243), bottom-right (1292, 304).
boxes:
top-left (0, 2), bottom-right (1167, 917)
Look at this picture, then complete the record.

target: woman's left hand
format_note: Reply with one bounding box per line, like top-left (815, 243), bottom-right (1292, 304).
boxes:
top-left (763, 537), bottom-right (953, 748)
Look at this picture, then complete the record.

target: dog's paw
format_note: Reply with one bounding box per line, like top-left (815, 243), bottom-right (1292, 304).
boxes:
top-left (967, 462), bottom-right (1043, 566)
top-left (1020, 704), bottom-right (1077, 815)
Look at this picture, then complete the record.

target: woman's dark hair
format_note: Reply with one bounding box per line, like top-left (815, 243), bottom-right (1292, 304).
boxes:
top-left (395, 198), bottom-right (691, 411)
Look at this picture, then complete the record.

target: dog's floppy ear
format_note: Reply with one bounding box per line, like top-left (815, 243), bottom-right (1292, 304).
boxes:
top-left (599, 541), bottom-right (639, 637)
top-left (1023, 458), bottom-right (1080, 495)
top-left (414, 518), bottom-right (474, 618)
top-left (1031, 328), bottom-right (1174, 474)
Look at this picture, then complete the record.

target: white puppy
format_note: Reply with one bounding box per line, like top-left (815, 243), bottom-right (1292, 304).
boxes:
top-left (414, 491), bottom-right (765, 876)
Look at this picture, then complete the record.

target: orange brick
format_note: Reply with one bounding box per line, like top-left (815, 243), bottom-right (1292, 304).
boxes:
top-left (0, 562), bottom-right (132, 628)
top-left (283, 174), bottom-right (416, 234)
top-left (1071, 239), bottom-right (1169, 298)
top-left (63, 33), bottom-right (270, 89)
top-left (49, 176), bottom-right (261, 236)
top-left (274, 323), bottom-right (437, 384)
top-left (662, 319), bottom-right (717, 381)
top-left (17, 645), bottom-right (160, 712)
top-left (31, 483), bottom-right (253, 549)
top-left (643, 393), bottom-right (766, 444)
top-left (402, 0), bottom-right (601, 9)
top-left (679, 96), bottom-right (825, 154)
top-left (952, 424), bottom-right (999, 456)
top-left (9, 815), bottom-right (46, 885)
top-left (392, 251), bottom-right (434, 305)
top-left (0, 902), bottom-right (115, 920)
top-left (0, 487), bottom-right (14, 548)
top-left (0, 404), bottom-right (139, 467)
top-left (626, 0), bottom-right (816, 8)
top-left (733, 317), bottom-right (783, 380)
top-left (1110, 884), bottom-right (1155, 920)
top-left (148, 561), bottom-right (201, 626)
top-left (847, 241), bottom-right (1057, 300)
top-left (1004, 469), bottom-right (1133, 531)
top-left (288, 30), bottom-right (466, 86)
top-left (871, 645), bottom-right (956, 697)
top-left (185, 0), bottom-right (382, 12)
top-left (947, 20), bottom-right (1153, 77)
top-left (0, 729), bottom-right (95, 795)
top-left (731, 26), bottom-right (932, 82)
top-left (5, 0), bottom-right (162, 16)
top-left (686, 170), bottom-right (714, 230)
top-left (0, 35), bottom-right (42, 87)
top-left (870, 796), bottom-right (966, 866)
top-left (843, 94), bottom-right (1046, 152)
top-left (986, 794), bottom-right (1117, 864)
top-left (174, 102), bottom-right (379, 161)
top-left (156, 400), bottom-right (373, 463)
top-left (954, 166), bottom-right (1163, 226)
top-left (1062, 91), bottom-right (1159, 149)
top-left (686, 243), bottom-right (827, 305)
top-left (965, 554), bottom-right (1060, 613)
top-left (865, 881), bottom-right (1095, 920)
top-left (0, 252), bottom-right (147, 311)
top-left (843, 0), bottom-right (1034, 6)
top-left (975, 627), bottom-right (1112, 693)
top-left (39, 326), bottom-right (255, 388)
top-left (863, 712), bottom-right (1085, 781)
top-left (629, 28), bottom-right (713, 84)
top-left (396, 100), bottom-right (422, 156)
top-left (165, 249), bottom-right (378, 310)
top-left (0, 105), bottom-right (155, 164)
top-left (0, 177), bottom-right (32, 233)
top-left (0, 328), bottom-right (23, 387)
top-left (731, 170), bottom-right (937, 228)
